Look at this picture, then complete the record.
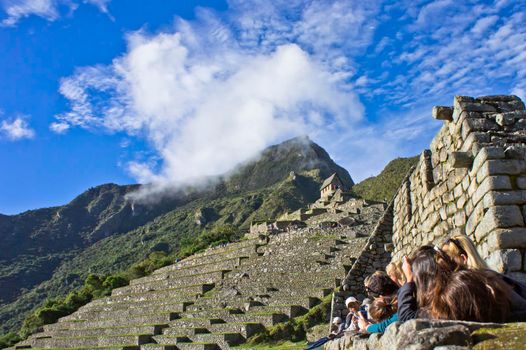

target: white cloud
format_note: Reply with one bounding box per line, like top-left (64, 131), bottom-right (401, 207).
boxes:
top-left (55, 13), bottom-right (366, 198)
top-left (84, 0), bottom-right (109, 13)
top-left (1, 0), bottom-right (58, 26)
top-left (0, 0), bottom-right (111, 26)
top-left (0, 117), bottom-right (35, 140)
top-left (49, 121), bottom-right (70, 133)
top-left (471, 15), bottom-right (499, 35)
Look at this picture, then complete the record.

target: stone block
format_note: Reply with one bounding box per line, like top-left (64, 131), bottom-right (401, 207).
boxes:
top-left (472, 176), bottom-right (512, 206)
top-left (476, 159), bottom-right (526, 183)
top-left (460, 132), bottom-right (491, 154)
top-left (449, 152), bottom-right (473, 169)
top-left (433, 106), bottom-right (453, 121)
top-left (457, 195), bottom-right (467, 210)
top-left (461, 118), bottom-right (499, 140)
top-left (470, 147), bottom-right (505, 176)
top-left (483, 190), bottom-right (526, 208)
top-left (495, 113), bottom-right (515, 126)
top-left (453, 183), bottom-right (463, 199)
top-left (454, 210), bottom-right (466, 227)
top-left (485, 249), bottom-right (522, 273)
top-left (487, 227), bottom-right (526, 250)
top-left (517, 177), bottom-right (526, 190)
top-left (474, 205), bottom-right (524, 242)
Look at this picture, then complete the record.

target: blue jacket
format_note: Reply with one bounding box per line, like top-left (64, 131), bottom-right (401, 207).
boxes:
top-left (366, 313), bottom-right (398, 333)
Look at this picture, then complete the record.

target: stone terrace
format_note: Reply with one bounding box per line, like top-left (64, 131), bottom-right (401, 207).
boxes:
top-left (12, 203), bottom-right (384, 350)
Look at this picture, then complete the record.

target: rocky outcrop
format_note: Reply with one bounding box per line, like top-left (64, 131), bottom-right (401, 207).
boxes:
top-left (324, 319), bottom-right (526, 350)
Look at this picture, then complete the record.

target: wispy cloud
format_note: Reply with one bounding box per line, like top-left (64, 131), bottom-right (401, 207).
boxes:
top-left (0, 116), bottom-right (35, 140)
top-left (0, 0), bottom-right (111, 26)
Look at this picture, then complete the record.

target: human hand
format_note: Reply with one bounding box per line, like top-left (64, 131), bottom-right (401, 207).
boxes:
top-left (357, 316), bottom-right (369, 332)
top-left (402, 255), bottom-right (413, 283)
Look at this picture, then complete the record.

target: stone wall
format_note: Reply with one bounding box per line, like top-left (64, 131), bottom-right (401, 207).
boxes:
top-left (331, 204), bottom-right (394, 318)
top-left (391, 95), bottom-right (526, 279)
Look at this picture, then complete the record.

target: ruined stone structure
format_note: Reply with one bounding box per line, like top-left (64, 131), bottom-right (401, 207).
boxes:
top-left (392, 95), bottom-right (526, 279)
top-left (320, 173), bottom-right (346, 199)
top-left (327, 94), bottom-right (526, 349)
top-left (249, 174), bottom-right (379, 236)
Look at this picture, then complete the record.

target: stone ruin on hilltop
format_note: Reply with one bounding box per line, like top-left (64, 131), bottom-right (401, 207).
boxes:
top-left (249, 172), bottom-right (386, 236)
top-left (12, 171), bottom-right (385, 350)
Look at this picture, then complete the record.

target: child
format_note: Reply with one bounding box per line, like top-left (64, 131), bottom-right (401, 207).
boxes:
top-left (344, 296), bottom-right (362, 331)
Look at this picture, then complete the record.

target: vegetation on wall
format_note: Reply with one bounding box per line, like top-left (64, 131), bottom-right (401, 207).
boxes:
top-left (248, 293), bottom-right (333, 344)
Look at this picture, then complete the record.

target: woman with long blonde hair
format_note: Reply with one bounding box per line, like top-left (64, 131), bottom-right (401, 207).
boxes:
top-left (441, 235), bottom-right (488, 270)
top-left (441, 234), bottom-right (526, 299)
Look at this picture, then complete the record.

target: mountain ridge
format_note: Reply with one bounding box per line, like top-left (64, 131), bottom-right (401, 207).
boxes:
top-left (0, 136), bottom-right (352, 334)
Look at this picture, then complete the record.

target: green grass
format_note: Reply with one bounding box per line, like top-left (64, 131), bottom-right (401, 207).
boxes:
top-left (352, 156), bottom-right (418, 202)
top-left (473, 323), bottom-right (526, 350)
top-left (247, 293), bottom-right (333, 344)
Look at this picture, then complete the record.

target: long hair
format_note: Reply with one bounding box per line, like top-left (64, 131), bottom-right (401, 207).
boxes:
top-left (368, 296), bottom-right (398, 323)
top-left (434, 269), bottom-right (511, 322)
top-left (441, 235), bottom-right (489, 270)
top-left (410, 245), bottom-right (459, 315)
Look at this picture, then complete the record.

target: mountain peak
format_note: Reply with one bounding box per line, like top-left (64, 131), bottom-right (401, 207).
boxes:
top-left (224, 136), bottom-right (353, 192)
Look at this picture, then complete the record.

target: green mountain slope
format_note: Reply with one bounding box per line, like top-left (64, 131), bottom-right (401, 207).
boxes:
top-left (0, 136), bottom-right (351, 334)
top-left (352, 156), bottom-right (419, 202)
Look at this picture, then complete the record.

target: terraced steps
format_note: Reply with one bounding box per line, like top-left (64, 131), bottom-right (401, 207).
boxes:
top-left (29, 325), bottom-right (167, 339)
top-left (113, 271), bottom-right (229, 295)
top-left (12, 202), bottom-right (384, 350)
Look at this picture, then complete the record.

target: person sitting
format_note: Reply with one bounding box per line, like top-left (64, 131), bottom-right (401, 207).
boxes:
top-left (344, 296), bottom-right (362, 331)
top-left (364, 271), bottom-right (399, 299)
top-left (303, 317), bottom-right (344, 350)
top-left (359, 296), bottom-right (398, 334)
top-left (441, 234), bottom-right (526, 299)
top-left (399, 245), bottom-right (526, 323)
top-left (386, 260), bottom-right (406, 287)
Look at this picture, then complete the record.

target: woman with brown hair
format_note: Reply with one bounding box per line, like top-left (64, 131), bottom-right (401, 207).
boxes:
top-left (399, 245), bottom-right (526, 322)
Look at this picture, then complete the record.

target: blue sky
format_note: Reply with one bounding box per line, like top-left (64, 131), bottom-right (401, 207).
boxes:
top-left (0, 0), bottom-right (525, 214)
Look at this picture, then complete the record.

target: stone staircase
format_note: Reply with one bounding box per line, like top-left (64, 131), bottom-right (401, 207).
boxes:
top-left (12, 205), bottom-right (383, 350)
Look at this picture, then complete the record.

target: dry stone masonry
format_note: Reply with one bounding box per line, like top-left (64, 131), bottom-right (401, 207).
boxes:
top-left (392, 95), bottom-right (526, 280)
top-left (327, 95), bottom-right (526, 350)
top-left (10, 95), bottom-right (526, 350)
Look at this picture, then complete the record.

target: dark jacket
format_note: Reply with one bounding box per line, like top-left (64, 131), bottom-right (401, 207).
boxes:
top-left (397, 282), bottom-right (418, 322)
top-left (502, 274), bottom-right (526, 300)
